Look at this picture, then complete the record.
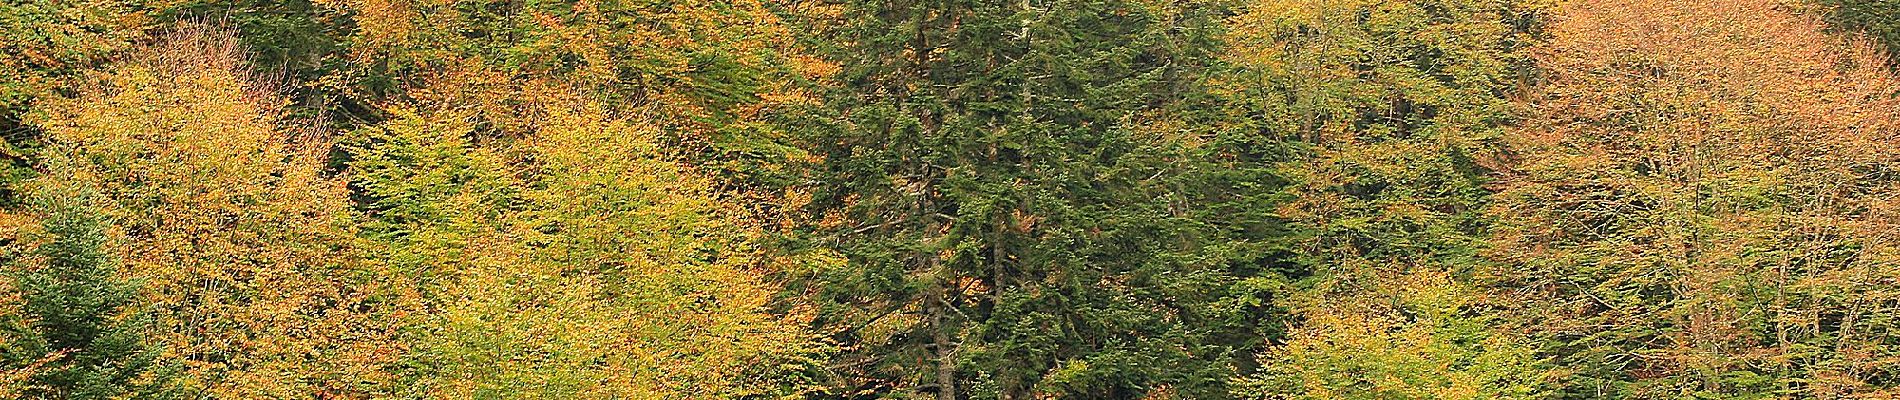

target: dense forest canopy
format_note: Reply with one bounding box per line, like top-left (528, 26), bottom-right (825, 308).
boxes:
top-left (3, 0), bottom-right (1900, 398)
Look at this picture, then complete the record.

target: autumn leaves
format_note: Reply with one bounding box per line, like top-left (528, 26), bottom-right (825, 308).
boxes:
top-left (1221, 0), bottom-right (1900, 397)
top-left (3, 0), bottom-right (1900, 397)
top-left (10, 17), bottom-right (828, 398)
top-left (1490, 0), bottom-right (1900, 396)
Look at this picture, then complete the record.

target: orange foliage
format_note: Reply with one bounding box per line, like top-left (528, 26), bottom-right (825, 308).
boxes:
top-left (1491, 0), bottom-right (1900, 395)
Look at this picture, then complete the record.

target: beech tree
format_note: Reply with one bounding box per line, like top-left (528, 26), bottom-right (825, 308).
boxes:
top-left (2, 1), bottom-right (1899, 399)
top-left (314, 0), bottom-right (834, 180)
top-left (25, 25), bottom-right (402, 397)
top-left (0, 0), bottom-right (154, 117)
top-left (347, 94), bottom-right (829, 398)
top-left (320, 0), bottom-right (835, 395)
top-left (1490, 0), bottom-right (1900, 396)
top-left (1215, 0), bottom-right (1550, 397)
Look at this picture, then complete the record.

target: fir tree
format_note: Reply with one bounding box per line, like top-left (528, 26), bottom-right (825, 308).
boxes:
top-left (1, 190), bottom-right (171, 399)
top-left (796, 0), bottom-right (1261, 397)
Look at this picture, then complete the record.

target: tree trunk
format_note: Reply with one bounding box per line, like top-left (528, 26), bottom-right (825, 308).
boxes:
top-left (931, 288), bottom-right (957, 400)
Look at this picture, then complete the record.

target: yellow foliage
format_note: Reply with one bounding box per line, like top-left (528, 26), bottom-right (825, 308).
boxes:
top-left (1221, 0), bottom-right (1551, 397)
top-left (1255, 268), bottom-right (1544, 400)
top-left (358, 94), bottom-right (827, 398)
top-left (26, 25), bottom-right (404, 398)
top-left (0, 0), bottom-right (159, 110)
top-left (316, 0), bottom-right (834, 141)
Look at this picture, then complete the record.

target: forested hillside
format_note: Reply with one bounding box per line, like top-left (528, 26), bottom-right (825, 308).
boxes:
top-left (2, 0), bottom-right (1899, 398)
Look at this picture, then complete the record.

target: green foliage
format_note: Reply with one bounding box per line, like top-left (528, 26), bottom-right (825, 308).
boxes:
top-left (1213, 0), bottom-right (1551, 397)
top-left (0, 0), bottom-right (153, 115)
top-left (163, 0), bottom-right (367, 122)
top-left (319, 0), bottom-right (830, 169)
top-left (1816, 0), bottom-right (1900, 62)
top-left (795, 0), bottom-right (1265, 397)
top-left (0, 190), bottom-right (173, 399)
top-left (1217, 0), bottom-right (1544, 272)
top-left (0, 0), bottom-right (156, 208)
top-left (3, 1), bottom-right (1900, 399)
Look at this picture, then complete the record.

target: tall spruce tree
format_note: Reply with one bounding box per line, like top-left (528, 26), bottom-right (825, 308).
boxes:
top-left (795, 0), bottom-right (1264, 398)
top-left (0, 189), bottom-right (170, 399)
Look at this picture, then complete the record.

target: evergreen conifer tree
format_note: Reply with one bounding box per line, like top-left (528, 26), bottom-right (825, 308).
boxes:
top-left (796, 0), bottom-right (1264, 397)
top-left (0, 190), bottom-right (171, 399)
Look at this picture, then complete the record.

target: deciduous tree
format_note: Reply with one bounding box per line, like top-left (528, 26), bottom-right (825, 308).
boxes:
top-left (349, 93), bottom-right (828, 398)
top-left (26, 25), bottom-right (403, 397)
top-left (1215, 0), bottom-right (1550, 397)
top-left (1490, 0), bottom-right (1900, 396)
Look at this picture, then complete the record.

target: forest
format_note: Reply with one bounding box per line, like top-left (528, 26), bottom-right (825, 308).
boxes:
top-left (4, 0), bottom-right (1900, 398)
